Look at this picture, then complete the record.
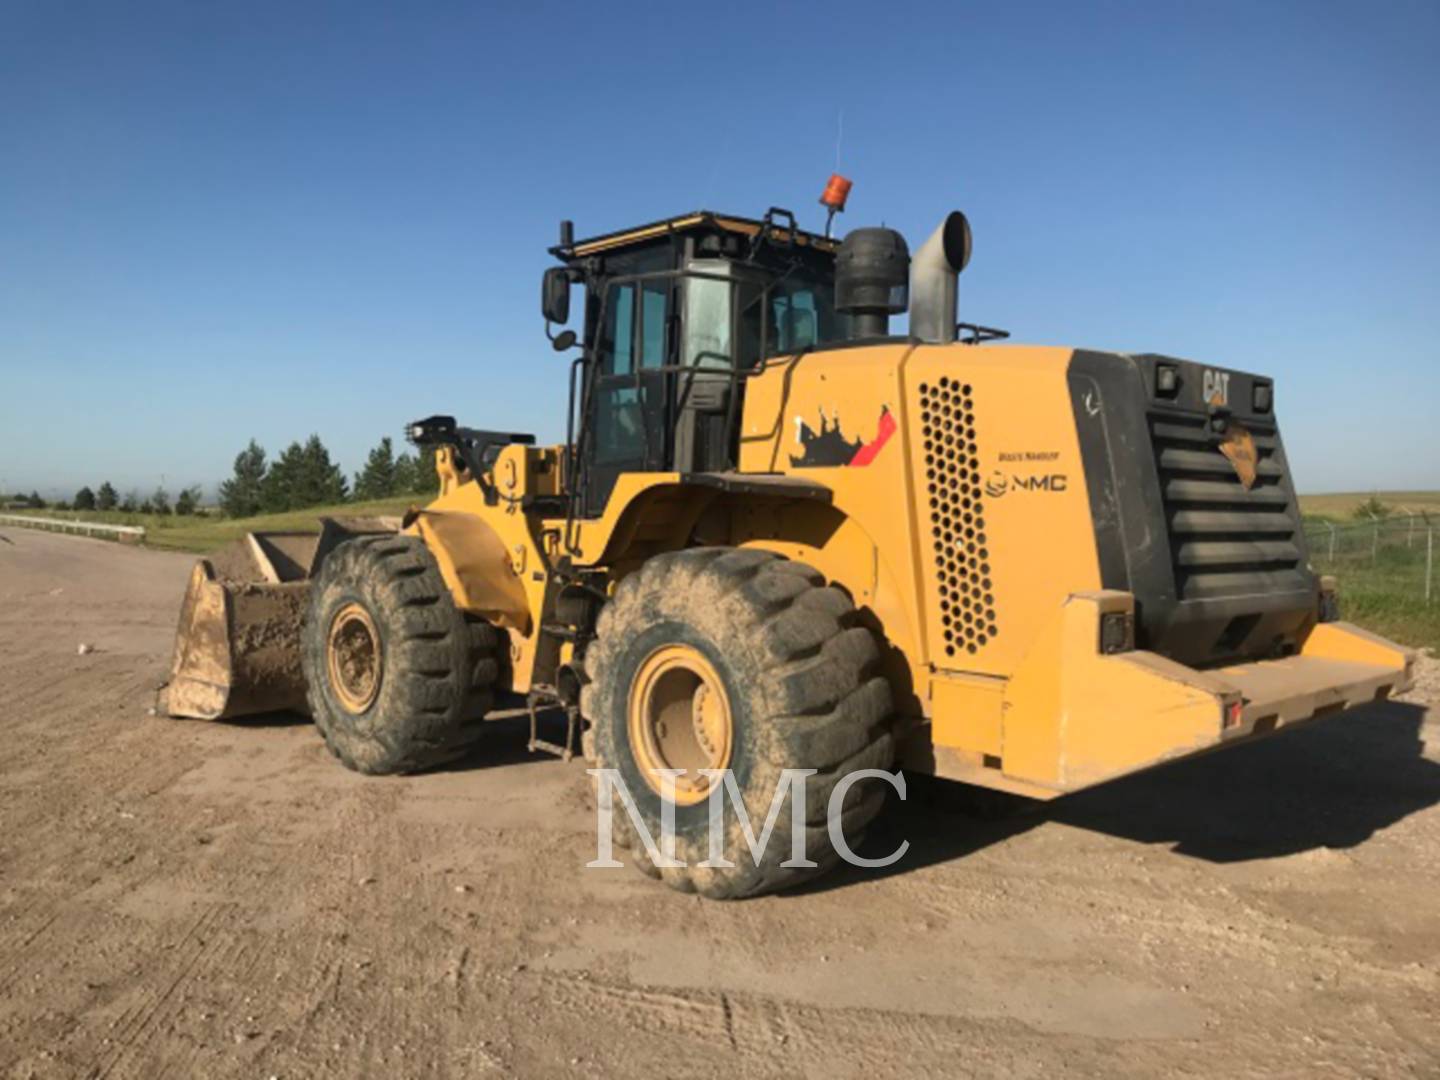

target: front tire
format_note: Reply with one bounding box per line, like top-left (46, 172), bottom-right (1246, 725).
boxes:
top-left (302, 535), bottom-right (500, 775)
top-left (583, 547), bottom-right (895, 898)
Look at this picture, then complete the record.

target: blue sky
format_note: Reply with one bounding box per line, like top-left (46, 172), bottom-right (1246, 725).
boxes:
top-left (1, 0), bottom-right (1436, 498)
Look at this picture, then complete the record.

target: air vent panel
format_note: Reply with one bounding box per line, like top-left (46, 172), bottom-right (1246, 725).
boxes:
top-left (918, 378), bottom-right (997, 657)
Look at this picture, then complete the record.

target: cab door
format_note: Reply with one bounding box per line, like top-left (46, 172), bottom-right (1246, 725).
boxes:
top-left (582, 275), bottom-right (672, 517)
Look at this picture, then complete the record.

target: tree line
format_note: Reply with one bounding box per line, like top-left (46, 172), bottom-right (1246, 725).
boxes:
top-left (10, 435), bottom-right (438, 522)
top-left (217, 435), bottom-right (438, 519)
top-left (5, 483), bottom-right (203, 515)
top-left (78, 483), bottom-right (201, 515)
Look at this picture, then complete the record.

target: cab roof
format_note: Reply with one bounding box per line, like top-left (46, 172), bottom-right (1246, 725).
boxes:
top-left (551, 210), bottom-right (838, 260)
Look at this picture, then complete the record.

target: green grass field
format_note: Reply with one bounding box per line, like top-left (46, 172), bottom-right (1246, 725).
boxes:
top-left (1299, 492), bottom-right (1438, 652)
top-left (1312, 549), bottom-right (1437, 653)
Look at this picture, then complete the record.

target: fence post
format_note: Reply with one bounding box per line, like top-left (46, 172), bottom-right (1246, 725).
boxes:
top-left (1409, 514), bottom-right (1415, 549)
top-left (1326, 521), bottom-right (1336, 562)
top-left (1372, 525), bottom-right (1379, 565)
top-left (1427, 529), bottom-right (1434, 606)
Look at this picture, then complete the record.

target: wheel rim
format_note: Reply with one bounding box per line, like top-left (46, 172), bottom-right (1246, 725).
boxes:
top-left (326, 602), bottom-right (383, 713)
top-left (627, 644), bottom-right (733, 806)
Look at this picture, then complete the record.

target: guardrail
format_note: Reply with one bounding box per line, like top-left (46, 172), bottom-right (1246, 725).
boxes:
top-left (0, 514), bottom-right (146, 543)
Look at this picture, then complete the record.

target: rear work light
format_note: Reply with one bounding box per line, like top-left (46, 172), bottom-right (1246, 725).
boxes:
top-left (1224, 700), bottom-right (1244, 730)
top-left (1099, 612), bottom-right (1134, 654)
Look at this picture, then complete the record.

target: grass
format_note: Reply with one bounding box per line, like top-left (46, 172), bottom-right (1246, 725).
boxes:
top-left (1298, 490), bottom-right (1440, 521)
top-left (5, 498), bottom-right (418, 554)
top-left (1312, 546), bottom-right (1438, 654)
top-left (1299, 492), bottom-right (1438, 651)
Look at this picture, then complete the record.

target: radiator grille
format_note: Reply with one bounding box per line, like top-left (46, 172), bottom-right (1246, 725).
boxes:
top-left (919, 378), bottom-right (997, 657)
top-left (1148, 412), bottom-right (1306, 601)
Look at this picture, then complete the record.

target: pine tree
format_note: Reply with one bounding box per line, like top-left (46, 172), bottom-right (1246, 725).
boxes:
top-left (120, 490), bottom-right (139, 513)
top-left (393, 452), bottom-right (419, 494)
top-left (300, 434), bottom-right (348, 506)
top-left (175, 486), bottom-right (201, 516)
top-left (409, 446), bottom-right (440, 495)
top-left (28, 490), bottom-right (45, 509)
top-left (353, 437), bottom-right (398, 500)
top-left (74, 486), bottom-right (97, 511)
top-left (261, 435), bottom-right (347, 512)
top-left (150, 487), bottom-right (171, 515)
top-left (96, 482), bottom-right (118, 511)
top-left (219, 440), bottom-right (267, 519)
top-left (261, 441), bottom-right (305, 512)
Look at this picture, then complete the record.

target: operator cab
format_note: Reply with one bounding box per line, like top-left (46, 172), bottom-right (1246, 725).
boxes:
top-left (543, 210), bottom-right (846, 516)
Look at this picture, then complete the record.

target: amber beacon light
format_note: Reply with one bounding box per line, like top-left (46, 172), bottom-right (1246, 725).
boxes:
top-left (820, 173), bottom-right (853, 237)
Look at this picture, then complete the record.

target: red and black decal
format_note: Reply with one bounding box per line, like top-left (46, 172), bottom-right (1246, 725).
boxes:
top-left (790, 405), bottom-right (895, 468)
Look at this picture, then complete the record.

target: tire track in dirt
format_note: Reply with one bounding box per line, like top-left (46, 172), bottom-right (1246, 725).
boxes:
top-left (84, 903), bottom-right (232, 1079)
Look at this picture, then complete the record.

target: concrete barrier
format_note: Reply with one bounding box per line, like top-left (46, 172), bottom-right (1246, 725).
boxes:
top-left (0, 514), bottom-right (147, 543)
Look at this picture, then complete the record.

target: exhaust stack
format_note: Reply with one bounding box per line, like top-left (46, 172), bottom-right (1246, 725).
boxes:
top-left (909, 212), bottom-right (972, 344)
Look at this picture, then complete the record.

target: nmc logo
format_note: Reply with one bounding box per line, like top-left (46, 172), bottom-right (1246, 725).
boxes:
top-left (986, 469), bottom-right (1068, 497)
top-left (1012, 474), bottom-right (1068, 492)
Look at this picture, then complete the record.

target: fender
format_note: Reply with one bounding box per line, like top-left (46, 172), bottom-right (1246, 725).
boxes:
top-left (587, 484), bottom-right (923, 712)
top-left (408, 509), bottom-right (532, 634)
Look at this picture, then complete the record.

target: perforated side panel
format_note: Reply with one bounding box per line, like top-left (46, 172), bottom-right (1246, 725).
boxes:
top-left (918, 377), bottom-right (997, 658)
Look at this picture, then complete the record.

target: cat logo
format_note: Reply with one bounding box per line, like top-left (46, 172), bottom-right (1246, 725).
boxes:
top-left (1203, 368), bottom-right (1231, 407)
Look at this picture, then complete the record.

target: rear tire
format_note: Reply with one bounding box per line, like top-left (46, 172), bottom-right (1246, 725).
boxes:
top-left (302, 535), bottom-right (500, 775)
top-left (583, 547), bottom-right (895, 898)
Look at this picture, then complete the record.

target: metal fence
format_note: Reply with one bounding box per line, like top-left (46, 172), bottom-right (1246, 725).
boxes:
top-left (1304, 514), bottom-right (1434, 604)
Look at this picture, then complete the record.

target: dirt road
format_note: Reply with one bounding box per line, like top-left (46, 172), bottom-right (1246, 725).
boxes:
top-left (2, 526), bottom-right (1437, 1078)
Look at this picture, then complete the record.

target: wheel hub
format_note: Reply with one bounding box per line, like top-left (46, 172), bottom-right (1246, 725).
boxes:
top-left (627, 644), bottom-right (733, 805)
top-left (326, 602), bottom-right (383, 713)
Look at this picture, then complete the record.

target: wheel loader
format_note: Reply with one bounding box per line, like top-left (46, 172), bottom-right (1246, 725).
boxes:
top-left (165, 187), bottom-right (1416, 898)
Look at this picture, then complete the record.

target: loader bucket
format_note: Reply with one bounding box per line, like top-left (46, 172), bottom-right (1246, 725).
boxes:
top-left (163, 517), bottom-right (398, 720)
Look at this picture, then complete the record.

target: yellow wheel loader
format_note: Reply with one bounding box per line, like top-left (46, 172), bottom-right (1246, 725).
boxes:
top-left (165, 197), bottom-right (1415, 898)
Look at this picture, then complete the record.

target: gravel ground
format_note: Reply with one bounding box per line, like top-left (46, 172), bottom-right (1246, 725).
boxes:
top-left (1, 526), bottom-right (1437, 1078)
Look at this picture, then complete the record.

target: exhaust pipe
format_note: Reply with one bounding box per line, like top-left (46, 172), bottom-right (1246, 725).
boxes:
top-left (909, 211), bottom-right (972, 344)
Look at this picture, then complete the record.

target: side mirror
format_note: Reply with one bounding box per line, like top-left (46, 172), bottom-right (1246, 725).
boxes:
top-left (542, 267), bottom-right (571, 325)
top-left (552, 329), bottom-right (577, 352)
